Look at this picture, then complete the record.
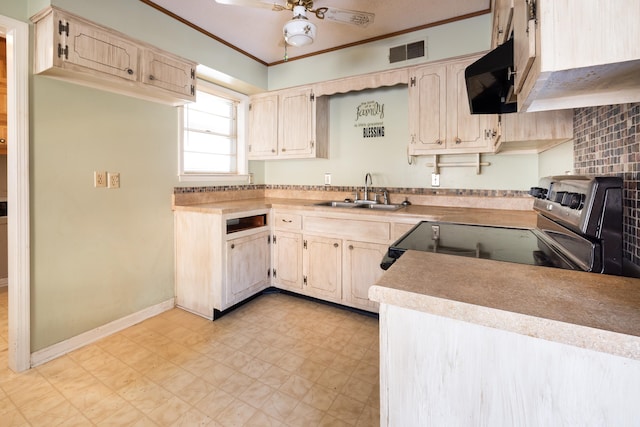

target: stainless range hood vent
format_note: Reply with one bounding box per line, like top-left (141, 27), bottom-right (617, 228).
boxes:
top-left (389, 40), bottom-right (425, 64)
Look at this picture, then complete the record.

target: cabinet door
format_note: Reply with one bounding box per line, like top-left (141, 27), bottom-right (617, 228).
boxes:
top-left (279, 88), bottom-right (314, 157)
top-left (248, 93), bottom-right (279, 159)
top-left (60, 13), bottom-right (139, 81)
top-left (343, 241), bottom-right (386, 312)
top-left (273, 231), bottom-right (303, 291)
top-left (226, 231), bottom-right (270, 306)
top-left (141, 49), bottom-right (195, 100)
top-left (493, 0), bottom-right (514, 47)
top-left (408, 64), bottom-right (447, 154)
top-left (513, 0), bottom-right (537, 94)
top-left (447, 60), bottom-right (499, 151)
top-left (303, 235), bottom-right (341, 300)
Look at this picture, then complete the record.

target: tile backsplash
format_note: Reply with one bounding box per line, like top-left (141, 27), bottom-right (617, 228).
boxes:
top-left (574, 103), bottom-right (640, 267)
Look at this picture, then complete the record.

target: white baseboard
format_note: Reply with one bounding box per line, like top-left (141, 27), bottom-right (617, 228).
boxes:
top-left (30, 298), bottom-right (175, 367)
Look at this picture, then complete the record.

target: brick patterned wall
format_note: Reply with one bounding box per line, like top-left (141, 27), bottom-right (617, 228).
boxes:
top-left (574, 103), bottom-right (640, 267)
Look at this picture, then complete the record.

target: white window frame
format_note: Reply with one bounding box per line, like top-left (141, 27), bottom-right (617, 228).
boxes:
top-left (178, 79), bottom-right (249, 183)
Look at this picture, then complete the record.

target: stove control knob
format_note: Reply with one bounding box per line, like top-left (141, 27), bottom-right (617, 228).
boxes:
top-left (567, 192), bottom-right (585, 210)
top-left (529, 187), bottom-right (548, 198)
top-left (553, 191), bottom-right (567, 203)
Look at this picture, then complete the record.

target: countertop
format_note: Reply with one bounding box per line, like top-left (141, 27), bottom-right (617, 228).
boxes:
top-left (172, 197), bottom-right (538, 229)
top-left (370, 251), bottom-right (640, 360)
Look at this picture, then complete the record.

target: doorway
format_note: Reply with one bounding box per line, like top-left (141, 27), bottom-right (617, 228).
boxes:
top-left (1, 14), bottom-right (30, 372)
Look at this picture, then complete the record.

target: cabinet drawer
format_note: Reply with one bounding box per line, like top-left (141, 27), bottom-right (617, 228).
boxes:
top-left (305, 217), bottom-right (390, 242)
top-left (274, 212), bottom-right (302, 230)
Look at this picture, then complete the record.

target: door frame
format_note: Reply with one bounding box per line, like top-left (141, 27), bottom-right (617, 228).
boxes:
top-left (1, 14), bottom-right (31, 372)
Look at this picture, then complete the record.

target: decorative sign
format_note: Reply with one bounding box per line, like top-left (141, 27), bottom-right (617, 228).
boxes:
top-left (355, 100), bottom-right (385, 139)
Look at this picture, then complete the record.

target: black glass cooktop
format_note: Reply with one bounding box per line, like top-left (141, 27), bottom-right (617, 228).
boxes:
top-left (381, 221), bottom-right (578, 271)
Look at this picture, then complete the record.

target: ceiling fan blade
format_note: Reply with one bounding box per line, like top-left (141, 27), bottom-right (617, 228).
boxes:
top-left (318, 7), bottom-right (375, 28)
top-left (214, 0), bottom-right (287, 12)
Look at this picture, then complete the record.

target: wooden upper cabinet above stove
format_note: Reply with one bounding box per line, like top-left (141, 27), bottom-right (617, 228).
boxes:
top-left (508, 0), bottom-right (640, 112)
top-left (490, 0), bottom-right (574, 153)
top-left (31, 6), bottom-right (196, 106)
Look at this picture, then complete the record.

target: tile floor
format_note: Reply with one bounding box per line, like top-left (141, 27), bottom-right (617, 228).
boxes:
top-left (0, 287), bottom-right (380, 426)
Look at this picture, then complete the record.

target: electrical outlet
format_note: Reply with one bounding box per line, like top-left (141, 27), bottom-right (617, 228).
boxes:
top-left (94, 171), bottom-right (107, 188)
top-left (431, 173), bottom-right (440, 187)
top-left (107, 172), bottom-right (120, 189)
top-left (324, 173), bottom-right (331, 186)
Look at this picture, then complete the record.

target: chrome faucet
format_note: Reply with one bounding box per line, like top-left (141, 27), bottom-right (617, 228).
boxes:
top-left (364, 173), bottom-right (373, 202)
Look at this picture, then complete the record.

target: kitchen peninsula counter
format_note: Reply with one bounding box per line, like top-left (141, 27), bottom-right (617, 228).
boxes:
top-left (370, 250), bottom-right (640, 360)
top-left (370, 251), bottom-right (640, 426)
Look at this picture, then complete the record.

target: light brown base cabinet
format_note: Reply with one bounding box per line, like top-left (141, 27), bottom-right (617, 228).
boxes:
top-left (343, 240), bottom-right (387, 312)
top-left (174, 209), bottom-right (271, 319)
top-left (226, 231), bottom-right (271, 308)
top-left (175, 207), bottom-right (399, 319)
top-left (303, 235), bottom-right (342, 302)
top-left (272, 230), bottom-right (304, 292)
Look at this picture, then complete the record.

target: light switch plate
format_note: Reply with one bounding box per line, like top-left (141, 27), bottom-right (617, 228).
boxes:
top-left (431, 173), bottom-right (440, 187)
top-left (324, 173), bottom-right (331, 186)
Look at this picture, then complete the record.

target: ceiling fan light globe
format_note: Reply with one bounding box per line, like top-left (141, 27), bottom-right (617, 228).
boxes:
top-left (283, 18), bottom-right (316, 47)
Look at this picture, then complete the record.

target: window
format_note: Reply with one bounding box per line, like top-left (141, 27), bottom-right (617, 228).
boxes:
top-left (179, 80), bottom-right (248, 181)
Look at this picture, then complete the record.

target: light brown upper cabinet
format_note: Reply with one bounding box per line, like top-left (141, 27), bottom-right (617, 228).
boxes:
top-left (32, 6), bottom-right (196, 106)
top-left (248, 87), bottom-right (329, 160)
top-left (512, 0), bottom-right (640, 112)
top-left (408, 55), bottom-right (500, 155)
top-left (491, 0), bottom-right (574, 153)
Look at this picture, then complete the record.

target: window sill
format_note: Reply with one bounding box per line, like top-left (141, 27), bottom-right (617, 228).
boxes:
top-left (178, 174), bottom-right (252, 184)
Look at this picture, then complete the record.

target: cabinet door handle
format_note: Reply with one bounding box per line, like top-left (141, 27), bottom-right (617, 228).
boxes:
top-left (282, 219), bottom-right (292, 223)
top-left (348, 245), bottom-right (354, 250)
top-left (230, 243), bottom-right (235, 249)
top-left (436, 139), bottom-right (442, 145)
top-left (149, 74), bottom-right (155, 81)
top-left (0, 139), bottom-right (5, 144)
top-left (333, 243), bottom-right (339, 248)
top-left (455, 138), bottom-right (461, 144)
top-left (127, 68), bottom-right (134, 75)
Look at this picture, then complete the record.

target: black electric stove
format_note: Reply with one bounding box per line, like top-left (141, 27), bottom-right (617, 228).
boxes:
top-left (381, 176), bottom-right (623, 275)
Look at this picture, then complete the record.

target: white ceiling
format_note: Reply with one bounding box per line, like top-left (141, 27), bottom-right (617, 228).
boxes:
top-left (142, 0), bottom-right (491, 65)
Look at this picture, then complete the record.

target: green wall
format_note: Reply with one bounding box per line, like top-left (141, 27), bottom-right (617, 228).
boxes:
top-left (31, 79), bottom-right (178, 348)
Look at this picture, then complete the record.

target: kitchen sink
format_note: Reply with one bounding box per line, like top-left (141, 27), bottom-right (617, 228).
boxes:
top-left (355, 203), bottom-right (404, 211)
top-left (314, 201), bottom-right (404, 211)
top-left (314, 201), bottom-right (360, 208)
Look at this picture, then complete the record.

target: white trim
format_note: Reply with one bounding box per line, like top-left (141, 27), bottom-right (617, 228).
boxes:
top-left (1, 15), bottom-right (31, 373)
top-left (178, 173), bottom-right (251, 184)
top-left (30, 298), bottom-right (175, 367)
top-left (178, 80), bottom-right (249, 182)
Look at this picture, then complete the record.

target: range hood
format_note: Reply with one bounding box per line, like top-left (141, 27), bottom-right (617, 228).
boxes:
top-left (465, 38), bottom-right (517, 114)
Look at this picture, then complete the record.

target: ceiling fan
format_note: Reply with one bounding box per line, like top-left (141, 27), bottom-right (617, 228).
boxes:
top-left (215, 0), bottom-right (375, 48)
